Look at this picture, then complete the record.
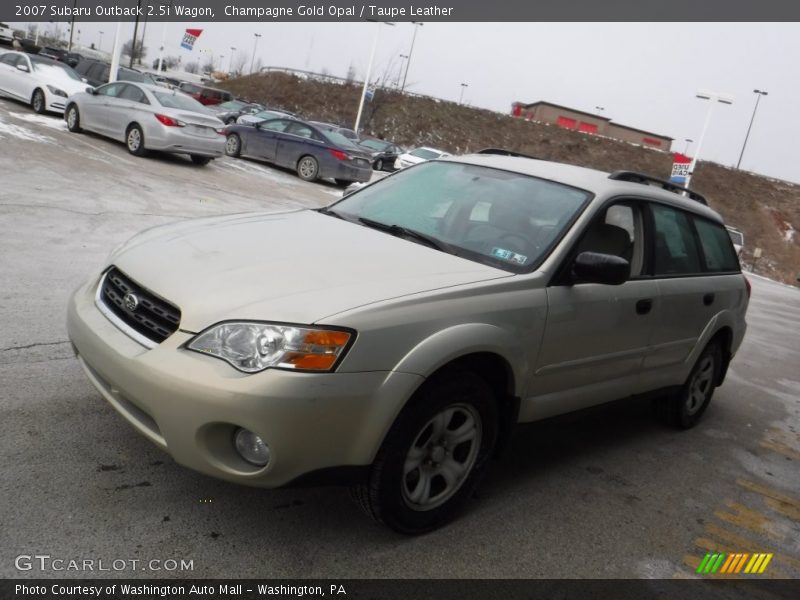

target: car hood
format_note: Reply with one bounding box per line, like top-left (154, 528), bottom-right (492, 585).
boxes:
top-left (112, 210), bottom-right (510, 331)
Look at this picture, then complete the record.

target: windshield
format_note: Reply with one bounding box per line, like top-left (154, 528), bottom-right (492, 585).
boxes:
top-left (119, 69), bottom-right (146, 83)
top-left (31, 58), bottom-right (81, 81)
top-left (332, 161), bottom-right (590, 272)
top-left (252, 110), bottom-right (285, 120)
top-left (410, 148), bottom-right (443, 160)
top-left (153, 91), bottom-right (207, 112)
top-left (218, 100), bottom-right (246, 110)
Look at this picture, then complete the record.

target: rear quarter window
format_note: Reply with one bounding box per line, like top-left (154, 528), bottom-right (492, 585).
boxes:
top-left (694, 218), bottom-right (741, 272)
top-left (651, 203), bottom-right (703, 275)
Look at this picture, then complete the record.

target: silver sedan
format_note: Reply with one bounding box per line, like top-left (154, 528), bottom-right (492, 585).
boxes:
top-left (64, 82), bottom-right (226, 165)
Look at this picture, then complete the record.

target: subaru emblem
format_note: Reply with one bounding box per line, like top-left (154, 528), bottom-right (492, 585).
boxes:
top-left (123, 292), bottom-right (139, 312)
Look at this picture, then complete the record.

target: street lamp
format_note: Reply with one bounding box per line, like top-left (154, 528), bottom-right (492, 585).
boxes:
top-left (683, 138), bottom-right (693, 154)
top-left (98, 30), bottom-right (104, 51)
top-left (250, 33), bottom-right (262, 75)
top-left (595, 106), bottom-right (605, 112)
top-left (458, 83), bottom-right (469, 105)
top-left (684, 89), bottom-right (733, 190)
top-left (400, 21), bottom-right (423, 93)
top-left (737, 89), bottom-right (768, 170)
top-left (228, 47), bottom-right (236, 73)
top-left (353, 21), bottom-right (395, 136)
top-left (396, 54), bottom-right (408, 88)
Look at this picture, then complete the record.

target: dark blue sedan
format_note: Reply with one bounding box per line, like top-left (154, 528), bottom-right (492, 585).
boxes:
top-left (223, 118), bottom-right (373, 185)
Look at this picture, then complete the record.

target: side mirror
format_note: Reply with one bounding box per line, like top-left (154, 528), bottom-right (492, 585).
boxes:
top-left (16, 64), bottom-right (29, 73)
top-left (572, 252), bottom-right (630, 285)
top-left (81, 77), bottom-right (88, 83)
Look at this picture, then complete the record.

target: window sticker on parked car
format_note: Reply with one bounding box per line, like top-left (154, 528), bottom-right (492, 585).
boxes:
top-left (491, 247), bottom-right (527, 265)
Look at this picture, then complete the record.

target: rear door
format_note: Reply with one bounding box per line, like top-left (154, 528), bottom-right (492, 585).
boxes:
top-left (246, 119), bottom-right (291, 160)
top-left (105, 83), bottom-right (150, 140)
top-left (528, 201), bottom-right (658, 419)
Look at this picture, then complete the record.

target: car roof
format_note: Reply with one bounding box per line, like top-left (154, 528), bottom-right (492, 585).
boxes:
top-left (444, 153), bottom-right (725, 223)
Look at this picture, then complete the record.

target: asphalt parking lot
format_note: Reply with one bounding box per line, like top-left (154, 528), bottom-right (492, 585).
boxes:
top-left (1, 96), bottom-right (799, 580)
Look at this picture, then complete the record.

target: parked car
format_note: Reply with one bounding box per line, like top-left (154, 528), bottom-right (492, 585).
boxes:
top-left (309, 121), bottom-right (359, 142)
top-left (0, 51), bottom-right (90, 114)
top-left (64, 82), bottom-right (226, 165)
top-left (67, 154), bottom-right (748, 533)
top-left (38, 46), bottom-right (68, 62)
top-left (394, 146), bottom-right (449, 170)
top-left (236, 107), bottom-right (298, 126)
top-left (224, 117), bottom-right (372, 184)
top-left (0, 22), bottom-right (14, 45)
top-left (73, 58), bottom-right (149, 88)
top-left (357, 137), bottom-right (404, 171)
top-left (177, 81), bottom-right (233, 106)
top-left (725, 225), bottom-right (744, 258)
top-left (210, 100), bottom-right (264, 125)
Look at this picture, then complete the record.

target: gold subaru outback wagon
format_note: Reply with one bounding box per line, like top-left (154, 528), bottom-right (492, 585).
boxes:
top-left (68, 152), bottom-right (749, 533)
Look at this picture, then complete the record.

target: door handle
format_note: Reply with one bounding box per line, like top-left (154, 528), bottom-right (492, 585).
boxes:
top-left (703, 293), bottom-right (715, 306)
top-left (635, 299), bottom-right (653, 315)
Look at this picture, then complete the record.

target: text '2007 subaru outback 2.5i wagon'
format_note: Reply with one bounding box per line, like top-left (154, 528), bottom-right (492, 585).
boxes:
top-left (67, 152), bottom-right (748, 533)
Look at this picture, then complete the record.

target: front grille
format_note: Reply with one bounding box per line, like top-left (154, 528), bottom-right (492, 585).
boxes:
top-left (99, 267), bottom-right (181, 344)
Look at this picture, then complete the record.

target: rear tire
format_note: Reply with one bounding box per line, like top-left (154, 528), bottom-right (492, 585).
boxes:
top-left (125, 124), bottom-right (147, 156)
top-left (296, 155), bottom-right (320, 182)
top-left (65, 104), bottom-right (82, 133)
top-left (31, 89), bottom-right (46, 114)
top-left (375, 158), bottom-right (384, 171)
top-left (352, 368), bottom-right (498, 534)
top-left (225, 133), bottom-right (241, 157)
top-left (656, 341), bottom-right (722, 429)
top-left (334, 179), bottom-right (352, 187)
top-left (190, 155), bottom-right (212, 166)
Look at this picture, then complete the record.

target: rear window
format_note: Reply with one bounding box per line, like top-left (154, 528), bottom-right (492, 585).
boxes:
top-left (410, 148), bottom-right (443, 160)
top-left (218, 100), bottom-right (246, 110)
top-left (180, 83), bottom-right (201, 94)
top-left (153, 91), bottom-right (207, 112)
top-left (694, 218), bottom-right (741, 272)
top-left (119, 68), bottom-right (146, 83)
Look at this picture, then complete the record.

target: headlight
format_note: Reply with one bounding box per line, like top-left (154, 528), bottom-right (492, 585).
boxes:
top-left (187, 322), bottom-right (353, 373)
top-left (46, 85), bottom-right (67, 98)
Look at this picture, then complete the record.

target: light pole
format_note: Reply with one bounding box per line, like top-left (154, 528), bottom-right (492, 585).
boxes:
top-left (400, 21), bottom-right (423, 93)
top-left (685, 90), bottom-right (733, 190)
top-left (228, 47), bottom-right (236, 73)
top-left (354, 21), bottom-right (395, 135)
top-left (218, 55), bottom-right (224, 73)
top-left (396, 54), bottom-right (408, 88)
top-left (737, 89), bottom-right (768, 170)
top-left (250, 33), bottom-right (262, 74)
top-left (98, 30), bottom-right (104, 51)
top-left (683, 138), bottom-right (693, 154)
top-left (595, 106), bottom-right (605, 112)
top-left (458, 83), bottom-right (469, 105)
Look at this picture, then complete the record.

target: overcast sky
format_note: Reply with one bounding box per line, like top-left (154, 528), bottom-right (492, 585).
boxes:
top-left (27, 20), bottom-right (800, 183)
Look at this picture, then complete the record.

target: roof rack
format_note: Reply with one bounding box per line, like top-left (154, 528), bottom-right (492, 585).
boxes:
top-left (608, 170), bottom-right (707, 205)
top-left (477, 148), bottom-right (542, 160)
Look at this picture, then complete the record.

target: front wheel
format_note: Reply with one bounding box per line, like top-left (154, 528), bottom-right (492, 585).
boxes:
top-left (126, 124), bottom-right (147, 156)
top-left (374, 158), bottom-right (384, 171)
top-left (190, 155), bottom-right (212, 166)
top-left (65, 104), bottom-right (82, 133)
top-left (31, 89), bottom-right (46, 114)
top-left (352, 368), bottom-right (498, 534)
top-left (225, 133), bottom-right (241, 157)
top-left (296, 155), bottom-right (319, 181)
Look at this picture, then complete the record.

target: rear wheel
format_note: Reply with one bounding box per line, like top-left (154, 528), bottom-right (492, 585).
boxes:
top-left (226, 117), bottom-right (236, 125)
top-left (656, 341), bottom-right (722, 429)
top-left (352, 368), bottom-right (498, 534)
top-left (225, 133), bottom-right (241, 157)
top-left (334, 179), bottom-right (352, 187)
top-left (126, 124), bottom-right (147, 156)
top-left (297, 155), bottom-right (319, 181)
top-left (190, 155), bottom-right (212, 166)
top-left (31, 89), bottom-right (46, 114)
top-left (65, 104), bottom-right (82, 133)
top-left (375, 158), bottom-right (384, 171)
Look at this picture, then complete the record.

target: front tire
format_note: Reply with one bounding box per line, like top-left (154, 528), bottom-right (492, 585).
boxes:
top-left (126, 124), bottom-right (147, 156)
top-left (657, 341), bottom-right (722, 429)
top-left (190, 155), bottom-right (212, 166)
top-left (353, 368), bottom-right (498, 534)
top-left (31, 89), bottom-right (46, 114)
top-left (65, 104), bottom-right (82, 133)
top-left (225, 133), bottom-right (241, 157)
top-left (296, 155), bottom-right (319, 181)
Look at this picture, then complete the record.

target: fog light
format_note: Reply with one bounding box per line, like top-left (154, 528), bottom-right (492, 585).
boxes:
top-left (234, 428), bottom-right (271, 467)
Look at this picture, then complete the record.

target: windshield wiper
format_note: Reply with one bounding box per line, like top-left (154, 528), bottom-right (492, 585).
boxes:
top-left (357, 217), bottom-right (452, 253)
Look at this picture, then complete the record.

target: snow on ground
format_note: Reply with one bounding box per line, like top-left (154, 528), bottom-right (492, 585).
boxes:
top-left (9, 112), bottom-right (68, 132)
top-left (0, 114), bottom-right (54, 143)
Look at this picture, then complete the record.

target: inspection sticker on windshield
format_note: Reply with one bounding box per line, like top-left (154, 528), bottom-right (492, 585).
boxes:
top-left (491, 247), bottom-right (527, 265)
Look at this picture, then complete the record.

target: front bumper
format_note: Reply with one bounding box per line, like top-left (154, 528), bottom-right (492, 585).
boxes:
top-left (67, 276), bottom-right (423, 488)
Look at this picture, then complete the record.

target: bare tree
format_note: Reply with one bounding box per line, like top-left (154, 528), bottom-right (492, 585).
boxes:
top-left (230, 50), bottom-right (248, 76)
top-left (122, 39), bottom-right (147, 61)
top-left (201, 58), bottom-right (215, 74)
top-left (184, 61), bottom-right (200, 74)
top-left (362, 57), bottom-right (402, 132)
top-left (252, 57), bottom-right (264, 73)
top-left (345, 63), bottom-right (357, 84)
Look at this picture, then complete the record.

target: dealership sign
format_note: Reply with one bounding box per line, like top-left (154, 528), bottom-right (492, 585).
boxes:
top-left (670, 153), bottom-right (691, 185)
top-left (180, 29), bottom-right (203, 51)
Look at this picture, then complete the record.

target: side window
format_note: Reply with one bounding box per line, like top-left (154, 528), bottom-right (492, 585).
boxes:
top-left (651, 204), bottom-right (703, 276)
top-left (95, 83), bottom-right (123, 97)
top-left (0, 53), bottom-right (18, 66)
top-left (118, 84), bottom-right (149, 104)
top-left (576, 202), bottom-right (644, 276)
top-left (260, 120), bottom-right (290, 133)
top-left (694, 218), bottom-right (740, 272)
top-left (287, 123), bottom-right (317, 139)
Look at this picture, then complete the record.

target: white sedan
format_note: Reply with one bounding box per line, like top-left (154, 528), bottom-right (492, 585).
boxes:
top-left (0, 51), bottom-right (90, 114)
top-left (394, 146), bottom-right (450, 170)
